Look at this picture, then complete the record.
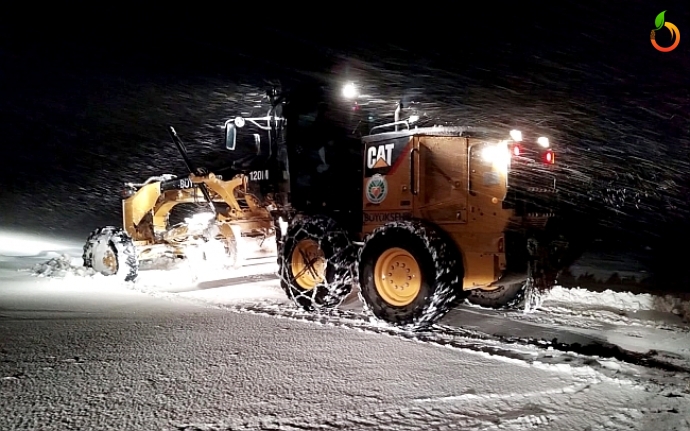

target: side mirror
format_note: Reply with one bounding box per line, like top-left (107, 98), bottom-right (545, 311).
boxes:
top-left (225, 122), bottom-right (236, 151)
top-left (224, 117), bottom-right (245, 151)
top-left (253, 134), bottom-right (261, 154)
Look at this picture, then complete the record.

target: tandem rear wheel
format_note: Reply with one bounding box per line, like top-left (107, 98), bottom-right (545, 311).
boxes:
top-left (357, 220), bottom-right (467, 330)
top-left (277, 217), bottom-right (468, 330)
top-left (466, 282), bottom-right (529, 309)
top-left (277, 215), bottom-right (356, 312)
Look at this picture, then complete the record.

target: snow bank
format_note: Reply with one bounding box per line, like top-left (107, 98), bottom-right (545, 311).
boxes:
top-left (25, 254), bottom-right (690, 323)
top-left (28, 254), bottom-right (201, 286)
top-left (26, 253), bottom-right (277, 296)
top-left (30, 254), bottom-right (97, 278)
top-left (547, 285), bottom-right (690, 321)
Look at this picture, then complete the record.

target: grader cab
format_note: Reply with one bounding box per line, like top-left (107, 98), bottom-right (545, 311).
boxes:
top-left (224, 83), bottom-right (575, 330)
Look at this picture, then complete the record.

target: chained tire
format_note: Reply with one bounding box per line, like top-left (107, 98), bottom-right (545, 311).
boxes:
top-left (83, 226), bottom-right (138, 282)
top-left (278, 214), bottom-right (355, 312)
top-left (357, 220), bottom-right (466, 330)
top-left (466, 282), bottom-right (527, 309)
top-left (467, 231), bottom-right (569, 310)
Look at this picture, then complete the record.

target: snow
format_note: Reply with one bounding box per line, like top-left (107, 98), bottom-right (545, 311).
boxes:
top-left (544, 285), bottom-right (690, 321)
top-left (31, 254), bottom-right (97, 278)
top-left (2, 230), bottom-right (690, 429)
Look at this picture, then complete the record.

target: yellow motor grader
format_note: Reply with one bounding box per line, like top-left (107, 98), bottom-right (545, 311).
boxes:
top-left (82, 127), bottom-right (276, 281)
top-left (223, 84), bottom-right (579, 330)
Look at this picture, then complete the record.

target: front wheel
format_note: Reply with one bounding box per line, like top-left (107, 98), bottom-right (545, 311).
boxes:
top-left (357, 220), bottom-right (466, 330)
top-left (83, 226), bottom-right (138, 282)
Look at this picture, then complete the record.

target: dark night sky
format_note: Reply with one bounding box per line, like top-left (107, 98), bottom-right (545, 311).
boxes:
top-left (0, 2), bottom-right (688, 247)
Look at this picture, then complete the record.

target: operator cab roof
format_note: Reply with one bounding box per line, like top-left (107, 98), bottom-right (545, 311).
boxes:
top-left (362, 125), bottom-right (502, 144)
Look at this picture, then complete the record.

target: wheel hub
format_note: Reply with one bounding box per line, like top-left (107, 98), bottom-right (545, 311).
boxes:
top-left (290, 239), bottom-right (326, 290)
top-left (374, 247), bottom-right (422, 307)
top-left (102, 249), bottom-right (117, 273)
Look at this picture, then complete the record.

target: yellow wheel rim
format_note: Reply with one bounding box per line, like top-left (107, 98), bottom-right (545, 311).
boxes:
top-left (102, 249), bottom-right (117, 273)
top-left (290, 239), bottom-right (326, 290)
top-left (373, 247), bottom-right (422, 307)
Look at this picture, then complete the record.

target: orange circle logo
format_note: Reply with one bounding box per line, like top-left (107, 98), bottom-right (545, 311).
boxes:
top-left (651, 10), bottom-right (680, 52)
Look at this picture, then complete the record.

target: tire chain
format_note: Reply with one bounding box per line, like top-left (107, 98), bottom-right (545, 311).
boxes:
top-left (277, 214), bottom-right (358, 312)
top-left (522, 236), bottom-right (569, 313)
top-left (355, 220), bottom-right (466, 331)
top-left (83, 226), bottom-right (138, 282)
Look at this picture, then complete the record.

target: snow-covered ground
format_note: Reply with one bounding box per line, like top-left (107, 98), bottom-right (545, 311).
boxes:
top-left (2, 229), bottom-right (690, 430)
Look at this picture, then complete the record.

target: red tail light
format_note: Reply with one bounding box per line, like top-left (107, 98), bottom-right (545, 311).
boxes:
top-left (512, 144), bottom-right (521, 156)
top-left (543, 150), bottom-right (555, 164)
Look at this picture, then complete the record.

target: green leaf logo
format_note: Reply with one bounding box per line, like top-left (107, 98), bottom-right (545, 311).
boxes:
top-left (655, 10), bottom-right (666, 31)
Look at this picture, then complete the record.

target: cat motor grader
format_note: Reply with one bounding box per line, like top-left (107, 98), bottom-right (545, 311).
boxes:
top-left (223, 83), bottom-right (577, 330)
top-left (82, 126), bottom-right (277, 281)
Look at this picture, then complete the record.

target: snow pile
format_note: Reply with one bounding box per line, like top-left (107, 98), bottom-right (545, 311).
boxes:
top-left (30, 254), bottom-right (97, 278)
top-left (547, 285), bottom-right (690, 321)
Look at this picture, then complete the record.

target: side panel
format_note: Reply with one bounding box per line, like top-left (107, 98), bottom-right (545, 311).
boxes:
top-left (414, 136), bottom-right (469, 224)
top-left (361, 134), bottom-right (517, 290)
top-left (362, 136), bottom-right (414, 232)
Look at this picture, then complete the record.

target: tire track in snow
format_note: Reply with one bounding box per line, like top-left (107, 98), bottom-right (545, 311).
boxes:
top-left (24, 258), bottom-right (690, 379)
top-left (148, 270), bottom-right (690, 375)
top-left (210, 302), bottom-right (690, 379)
top-left (173, 402), bottom-right (543, 431)
top-left (412, 382), bottom-right (592, 403)
top-left (123, 272), bottom-right (690, 378)
top-left (173, 387), bottom-right (654, 431)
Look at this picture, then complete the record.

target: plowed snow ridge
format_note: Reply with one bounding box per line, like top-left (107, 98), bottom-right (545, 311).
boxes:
top-left (547, 285), bottom-right (690, 321)
top-left (28, 254), bottom-right (690, 321)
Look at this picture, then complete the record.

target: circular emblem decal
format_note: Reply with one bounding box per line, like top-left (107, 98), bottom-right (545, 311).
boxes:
top-left (365, 174), bottom-right (388, 204)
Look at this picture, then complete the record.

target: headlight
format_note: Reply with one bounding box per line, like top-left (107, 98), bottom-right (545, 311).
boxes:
top-left (481, 142), bottom-right (511, 165)
top-left (481, 142), bottom-right (511, 175)
top-left (185, 212), bottom-right (215, 227)
top-left (510, 129), bottom-right (522, 142)
top-left (234, 117), bottom-right (245, 128)
top-left (537, 137), bottom-right (549, 148)
top-left (342, 82), bottom-right (358, 99)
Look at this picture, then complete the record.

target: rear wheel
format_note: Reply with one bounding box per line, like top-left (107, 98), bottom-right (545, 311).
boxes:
top-left (278, 215), bottom-right (355, 312)
top-left (467, 231), bottom-right (571, 310)
top-left (466, 282), bottom-right (527, 309)
top-left (83, 226), bottom-right (138, 282)
top-left (357, 220), bottom-right (466, 330)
